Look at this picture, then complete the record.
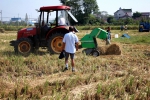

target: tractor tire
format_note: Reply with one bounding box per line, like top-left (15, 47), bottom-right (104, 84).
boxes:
top-left (92, 49), bottom-right (100, 57)
top-left (14, 38), bottom-right (33, 56)
top-left (47, 32), bottom-right (65, 54)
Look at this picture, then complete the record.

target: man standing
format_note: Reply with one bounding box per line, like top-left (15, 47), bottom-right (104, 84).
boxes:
top-left (106, 27), bottom-right (111, 45)
top-left (62, 26), bottom-right (79, 72)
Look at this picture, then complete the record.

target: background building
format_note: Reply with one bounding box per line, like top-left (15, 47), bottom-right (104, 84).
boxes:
top-left (10, 17), bottom-right (21, 22)
top-left (114, 7), bottom-right (132, 20)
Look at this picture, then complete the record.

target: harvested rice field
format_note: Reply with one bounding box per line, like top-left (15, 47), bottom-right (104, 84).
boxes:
top-left (0, 30), bottom-right (150, 99)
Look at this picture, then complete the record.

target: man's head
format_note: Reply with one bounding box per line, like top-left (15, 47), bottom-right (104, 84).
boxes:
top-left (69, 26), bottom-right (74, 32)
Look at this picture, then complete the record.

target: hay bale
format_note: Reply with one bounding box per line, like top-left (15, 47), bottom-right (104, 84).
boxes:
top-left (97, 43), bottom-right (121, 55)
top-left (105, 44), bottom-right (121, 55)
top-left (97, 46), bottom-right (107, 55)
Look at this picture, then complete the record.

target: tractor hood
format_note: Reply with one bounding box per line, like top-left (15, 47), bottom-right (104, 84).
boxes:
top-left (17, 27), bottom-right (37, 40)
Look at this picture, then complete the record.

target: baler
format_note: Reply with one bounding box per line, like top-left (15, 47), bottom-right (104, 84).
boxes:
top-left (80, 28), bottom-right (108, 56)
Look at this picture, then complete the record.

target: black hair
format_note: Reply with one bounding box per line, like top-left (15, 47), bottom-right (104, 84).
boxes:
top-left (69, 26), bottom-right (74, 31)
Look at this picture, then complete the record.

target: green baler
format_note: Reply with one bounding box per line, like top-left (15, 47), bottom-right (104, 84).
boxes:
top-left (80, 28), bottom-right (108, 56)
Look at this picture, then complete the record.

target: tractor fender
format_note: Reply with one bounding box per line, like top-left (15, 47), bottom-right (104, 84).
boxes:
top-left (46, 26), bottom-right (69, 40)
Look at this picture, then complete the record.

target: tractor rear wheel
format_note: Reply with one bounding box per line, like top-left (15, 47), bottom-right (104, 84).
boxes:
top-left (47, 32), bottom-right (64, 54)
top-left (14, 38), bottom-right (33, 56)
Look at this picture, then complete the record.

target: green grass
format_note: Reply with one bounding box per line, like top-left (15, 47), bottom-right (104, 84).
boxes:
top-left (113, 33), bottom-right (150, 44)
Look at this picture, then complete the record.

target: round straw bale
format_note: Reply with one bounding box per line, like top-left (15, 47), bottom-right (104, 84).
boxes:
top-left (97, 46), bottom-right (107, 55)
top-left (105, 44), bottom-right (121, 55)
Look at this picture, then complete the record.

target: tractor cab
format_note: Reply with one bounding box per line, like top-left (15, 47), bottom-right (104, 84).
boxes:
top-left (37, 6), bottom-right (78, 39)
top-left (10, 5), bottom-right (78, 56)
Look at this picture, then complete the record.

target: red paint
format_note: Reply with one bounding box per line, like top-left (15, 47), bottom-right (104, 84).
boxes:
top-left (40, 6), bottom-right (70, 11)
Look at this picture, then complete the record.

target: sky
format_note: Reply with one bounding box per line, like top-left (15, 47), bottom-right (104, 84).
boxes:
top-left (0, 0), bottom-right (150, 21)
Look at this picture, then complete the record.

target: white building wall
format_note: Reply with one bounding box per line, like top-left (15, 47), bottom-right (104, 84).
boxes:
top-left (127, 12), bottom-right (132, 16)
top-left (117, 10), bottom-right (125, 18)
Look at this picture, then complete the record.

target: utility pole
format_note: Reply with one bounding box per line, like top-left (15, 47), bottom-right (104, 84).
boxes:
top-left (18, 14), bottom-right (19, 26)
top-left (25, 13), bottom-right (28, 26)
top-left (0, 10), bottom-right (2, 24)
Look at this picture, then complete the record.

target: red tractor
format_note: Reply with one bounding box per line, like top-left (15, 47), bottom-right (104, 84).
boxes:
top-left (10, 5), bottom-right (78, 56)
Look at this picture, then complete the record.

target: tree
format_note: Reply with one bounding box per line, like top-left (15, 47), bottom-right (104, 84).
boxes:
top-left (124, 18), bottom-right (133, 25)
top-left (81, 0), bottom-right (99, 24)
top-left (59, 0), bottom-right (99, 25)
top-left (132, 12), bottom-right (141, 19)
top-left (107, 16), bottom-right (114, 24)
top-left (59, 0), bottom-right (69, 5)
top-left (82, 0), bottom-right (99, 15)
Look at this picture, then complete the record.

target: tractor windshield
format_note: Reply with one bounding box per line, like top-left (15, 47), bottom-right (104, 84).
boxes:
top-left (58, 10), bottom-right (78, 25)
top-left (66, 10), bottom-right (78, 23)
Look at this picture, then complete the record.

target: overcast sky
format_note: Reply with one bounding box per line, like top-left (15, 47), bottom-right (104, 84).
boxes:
top-left (0, 0), bottom-right (150, 21)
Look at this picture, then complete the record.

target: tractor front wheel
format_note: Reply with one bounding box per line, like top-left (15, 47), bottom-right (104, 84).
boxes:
top-left (14, 38), bottom-right (33, 56)
top-left (47, 32), bottom-right (64, 54)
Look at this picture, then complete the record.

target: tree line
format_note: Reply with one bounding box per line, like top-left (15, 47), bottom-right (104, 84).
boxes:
top-left (60, 0), bottom-right (150, 26)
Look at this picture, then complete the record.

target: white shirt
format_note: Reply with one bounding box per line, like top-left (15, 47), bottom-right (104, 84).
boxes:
top-left (63, 32), bottom-right (79, 53)
top-left (58, 17), bottom-right (66, 25)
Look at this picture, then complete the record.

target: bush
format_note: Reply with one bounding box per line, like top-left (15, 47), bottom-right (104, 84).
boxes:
top-left (76, 25), bottom-right (139, 30)
top-left (0, 25), bottom-right (26, 31)
top-left (0, 25), bottom-right (139, 31)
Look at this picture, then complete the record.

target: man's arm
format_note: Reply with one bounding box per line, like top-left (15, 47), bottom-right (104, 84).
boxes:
top-left (75, 42), bottom-right (79, 51)
top-left (110, 33), bottom-right (112, 40)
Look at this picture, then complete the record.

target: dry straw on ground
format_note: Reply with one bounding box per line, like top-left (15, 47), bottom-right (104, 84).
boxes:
top-left (98, 43), bottom-right (122, 55)
top-left (0, 28), bottom-right (5, 33)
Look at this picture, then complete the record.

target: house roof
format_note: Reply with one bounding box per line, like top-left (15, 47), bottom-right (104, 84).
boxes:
top-left (114, 10), bottom-right (119, 14)
top-left (114, 8), bottom-right (132, 14)
top-left (122, 9), bottom-right (132, 12)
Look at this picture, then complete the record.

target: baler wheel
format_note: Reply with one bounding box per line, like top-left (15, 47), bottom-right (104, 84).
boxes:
top-left (92, 49), bottom-right (100, 57)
